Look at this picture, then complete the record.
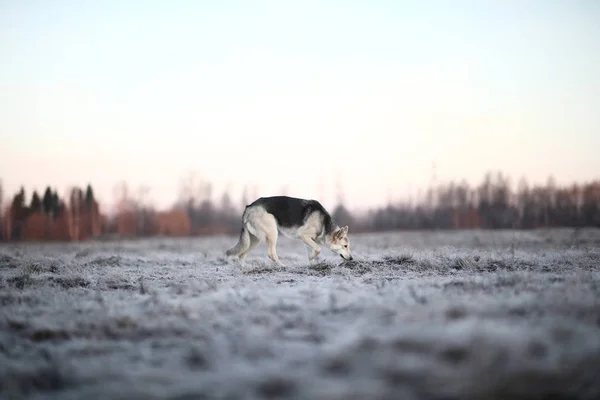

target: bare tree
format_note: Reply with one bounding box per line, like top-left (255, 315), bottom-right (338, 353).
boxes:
top-left (177, 171), bottom-right (216, 233)
top-left (241, 185), bottom-right (249, 210)
top-left (334, 170), bottom-right (345, 206)
top-left (136, 185), bottom-right (151, 235)
top-left (112, 180), bottom-right (141, 237)
top-left (68, 186), bottom-right (84, 241)
top-left (178, 170), bottom-right (212, 208)
top-left (251, 184), bottom-right (259, 202)
top-left (0, 179), bottom-right (3, 240)
top-left (220, 189), bottom-right (233, 215)
top-left (113, 181), bottom-right (133, 212)
top-left (136, 185), bottom-right (150, 207)
top-left (0, 178), bottom-right (3, 218)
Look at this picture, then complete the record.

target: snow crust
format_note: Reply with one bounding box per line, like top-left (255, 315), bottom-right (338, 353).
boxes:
top-left (1, 228), bottom-right (600, 399)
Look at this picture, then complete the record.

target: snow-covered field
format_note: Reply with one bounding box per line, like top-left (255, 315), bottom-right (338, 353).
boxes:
top-left (1, 228), bottom-right (600, 399)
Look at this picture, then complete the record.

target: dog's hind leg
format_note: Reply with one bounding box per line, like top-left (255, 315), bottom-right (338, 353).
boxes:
top-left (261, 220), bottom-right (284, 267)
top-left (252, 212), bottom-right (285, 267)
top-left (239, 233), bottom-right (261, 263)
top-left (266, 232), bottom-right (285, 266)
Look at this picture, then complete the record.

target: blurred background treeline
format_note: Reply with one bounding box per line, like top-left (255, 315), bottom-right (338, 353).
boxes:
top-left (1, 171), bottom-right (599, 242)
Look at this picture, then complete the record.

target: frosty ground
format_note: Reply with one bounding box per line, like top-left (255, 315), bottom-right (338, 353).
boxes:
top-left (1, 229), bottom-right (600, 400)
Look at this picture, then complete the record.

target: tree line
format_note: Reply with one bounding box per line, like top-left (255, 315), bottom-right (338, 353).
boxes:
top-left (0, 171), bottom-right (599, 241)
top-left (1, 183), bottom-right (102, 241)
top-left (357, 172), bottom-right (600, 232)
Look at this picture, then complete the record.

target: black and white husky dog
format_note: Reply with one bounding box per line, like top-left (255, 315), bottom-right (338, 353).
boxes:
top-left (225, 196), bottom-right (353, 266)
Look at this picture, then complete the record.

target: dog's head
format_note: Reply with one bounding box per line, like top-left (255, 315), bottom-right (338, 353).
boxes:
top-left (328, 226), bottom-right (353, 261)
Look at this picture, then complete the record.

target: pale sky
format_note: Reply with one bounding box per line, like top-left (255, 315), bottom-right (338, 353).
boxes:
top-left (1, 0), bottom-right (599, 213)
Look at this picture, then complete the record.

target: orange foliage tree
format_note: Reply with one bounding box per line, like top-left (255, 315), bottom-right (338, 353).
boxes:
top-left (5, 184), bottom-right (104, 242)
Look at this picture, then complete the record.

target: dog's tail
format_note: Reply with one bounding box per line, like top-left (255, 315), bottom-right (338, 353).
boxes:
top-left (226, 225), bottom-right (251, 257)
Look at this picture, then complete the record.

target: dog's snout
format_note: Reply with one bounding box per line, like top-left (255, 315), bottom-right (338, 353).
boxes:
top-left (349, 256), bottom-right (353, 261)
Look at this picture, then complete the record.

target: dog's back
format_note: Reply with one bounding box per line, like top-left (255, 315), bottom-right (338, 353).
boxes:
top-left (247, 196), bottom-right (331, 229)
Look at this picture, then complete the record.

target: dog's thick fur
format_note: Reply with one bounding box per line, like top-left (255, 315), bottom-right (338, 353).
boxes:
top-left (226, 196), bottom-right (353, 266)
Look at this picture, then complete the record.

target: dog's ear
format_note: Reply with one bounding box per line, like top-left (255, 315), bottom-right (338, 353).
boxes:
top-left (331, 227), bottom-right (342, 241)
top-left (333, 226), bottom-right (347, 240)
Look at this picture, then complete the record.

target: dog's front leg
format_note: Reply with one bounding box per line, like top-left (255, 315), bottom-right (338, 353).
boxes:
top-left (304, 244), bottom-right (314, 264)
top-left (309, 248), bottom-right (320, 261)
top-left (304, 244), bottom-right (320, 264)
top-left (301, 235), bottom-right (321, 262)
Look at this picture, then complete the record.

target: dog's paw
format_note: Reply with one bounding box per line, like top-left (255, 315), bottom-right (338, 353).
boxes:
top-left (309, 250), bottom-right (321, 261)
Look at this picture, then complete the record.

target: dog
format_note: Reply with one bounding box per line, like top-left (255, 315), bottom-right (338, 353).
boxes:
top-left (225, 196), bottom-right (353, 266)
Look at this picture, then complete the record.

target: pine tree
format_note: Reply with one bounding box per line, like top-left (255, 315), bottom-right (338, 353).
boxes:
top-left (0, 178), bottom-right (3, 216)
top-left (30, 191), bottom-right (42, 213)
top-left (333, 203), bottom-right (353, 228)
top-left (52, 191), bottom-right (61, 216)
top-left (85, 184), bottom-right (95, 206)
top-left (42, 186), bottom-right (53, 214)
